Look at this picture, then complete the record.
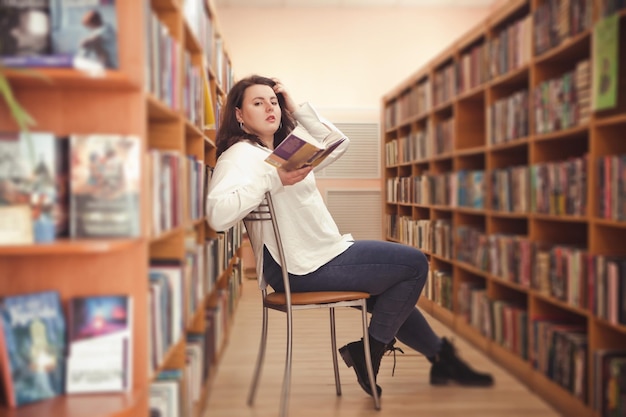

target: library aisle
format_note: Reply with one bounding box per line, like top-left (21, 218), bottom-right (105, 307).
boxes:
top-left (203, 276), bottom-right (562, 417)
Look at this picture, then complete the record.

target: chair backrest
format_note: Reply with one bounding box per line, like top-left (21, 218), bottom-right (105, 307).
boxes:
top-left (244, 192), bottom-right (293, 307)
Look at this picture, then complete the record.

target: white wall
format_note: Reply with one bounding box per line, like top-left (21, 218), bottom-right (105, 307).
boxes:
top-left (214, 5), bottom-right (494, 121)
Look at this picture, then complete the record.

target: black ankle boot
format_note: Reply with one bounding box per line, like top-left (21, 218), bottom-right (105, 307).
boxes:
top-left (339, 336), bottom-right (394, 396)
top-left (429, 337), bottom-right (494, 386)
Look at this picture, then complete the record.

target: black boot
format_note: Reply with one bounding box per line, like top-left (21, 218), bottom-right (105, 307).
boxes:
top-left (429, 337), bottom-right (494, 386)
top-left (339, 336), bottom-right (399, 397)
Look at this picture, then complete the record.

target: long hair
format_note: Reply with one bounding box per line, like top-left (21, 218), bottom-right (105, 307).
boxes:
top-left (215, 75), bottom-right (296, 158)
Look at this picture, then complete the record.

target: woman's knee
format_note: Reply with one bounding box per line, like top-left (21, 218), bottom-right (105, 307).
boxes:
top-left (413, 249), bottom-right (429, 273)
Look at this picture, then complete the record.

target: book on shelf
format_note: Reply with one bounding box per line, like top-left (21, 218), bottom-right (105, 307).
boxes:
top-left (0, 206), bottom-right (33, 245)
top-left (592, 13), bottom-right (619, 111)
top-left (593, 349), bottom-right (626, 416)
top-left (49, 0), bottom-right (119, 71)
top-left (150, 369), bottom-right (183, 417)
top-left (0, 0), bottom-right (119, 69)
top-left (69, 133), bottom-right (141, 238)
top-left (65, 294), bottom-right (132, 394)
top-left (0, 290), bottom-right (66, 408)
top-left (0, 132), bottom-right (65, 244)
top-left (265, 125), bottom-right (346, 172)
top-left (202, 69), bottom-right (216, 130)
top-left (0, 0), bottom-right (60, 67)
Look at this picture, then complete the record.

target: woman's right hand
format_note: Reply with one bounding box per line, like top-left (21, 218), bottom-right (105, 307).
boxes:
top-left (272, 78), bottom-right (298, 114)
top-left (277, 166), bottom-right (313, 186)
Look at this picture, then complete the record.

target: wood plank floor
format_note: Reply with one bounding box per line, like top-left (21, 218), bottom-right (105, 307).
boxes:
top-left (203, 278), bottom-right (563, 417)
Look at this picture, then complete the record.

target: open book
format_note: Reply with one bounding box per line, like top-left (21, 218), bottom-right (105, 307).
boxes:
top-left (265, 125), bottom-right (346, 171)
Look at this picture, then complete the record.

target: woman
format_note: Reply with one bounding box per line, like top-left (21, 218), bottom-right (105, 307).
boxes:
top-left (206, 75), bottom-right (493, 397)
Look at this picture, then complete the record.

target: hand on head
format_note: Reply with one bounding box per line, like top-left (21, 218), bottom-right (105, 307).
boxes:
top-left (272, 78), bottom-right (298, 114)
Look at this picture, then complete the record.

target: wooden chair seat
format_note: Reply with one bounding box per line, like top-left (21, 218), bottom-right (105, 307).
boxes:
top-left (265, 291), bottom-right (370, 306)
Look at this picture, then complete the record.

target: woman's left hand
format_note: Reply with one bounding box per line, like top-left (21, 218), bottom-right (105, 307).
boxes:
top-left (277, 166), bottom-right (312, 186)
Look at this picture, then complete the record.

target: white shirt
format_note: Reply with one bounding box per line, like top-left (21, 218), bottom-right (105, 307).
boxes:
top-left (206, 103), bottom-right (353, 289)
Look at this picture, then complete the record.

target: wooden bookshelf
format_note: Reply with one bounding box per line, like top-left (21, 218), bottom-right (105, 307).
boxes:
top-left (0, 0), bottom-right (240, 416)
top-left (382, 1), bottom-right (626, 416)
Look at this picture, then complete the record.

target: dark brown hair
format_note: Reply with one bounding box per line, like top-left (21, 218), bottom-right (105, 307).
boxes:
top-left (215, 75), bottom-right (296, 158)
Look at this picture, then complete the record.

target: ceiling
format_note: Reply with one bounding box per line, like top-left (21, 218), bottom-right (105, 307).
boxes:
top-left (214, 0), bottom-right (497, 8)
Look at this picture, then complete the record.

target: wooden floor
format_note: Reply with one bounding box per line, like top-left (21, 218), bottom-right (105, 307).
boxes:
top-left (203, 278), bottom-right (563, 417)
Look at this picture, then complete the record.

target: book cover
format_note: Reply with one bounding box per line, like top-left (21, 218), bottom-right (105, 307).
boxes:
top-left (65, 294), bottom-right (132, 393)
top-left (0, 132), bottom-right (59, 243)
top-left (69, 134), bottom-right (141, 238)
top-left (265, 125), bottom-right (346, 171)
top-left (592, 13), bottom-right (619, 111)
top-left (0, 0), bottom-right (70, 67)
top-left (49, 0), bottom-right (119, 70)
top-left (0, 290), bottom-right (65, 407)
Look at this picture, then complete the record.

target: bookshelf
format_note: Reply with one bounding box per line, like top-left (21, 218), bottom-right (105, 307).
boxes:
top-left (382, 1), bottom-right (626, 416)
top-left (0, 0), bottom-right (241, 416)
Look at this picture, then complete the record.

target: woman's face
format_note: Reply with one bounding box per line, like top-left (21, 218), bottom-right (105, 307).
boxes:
top-left (236, 84), bottom-right (282, 145)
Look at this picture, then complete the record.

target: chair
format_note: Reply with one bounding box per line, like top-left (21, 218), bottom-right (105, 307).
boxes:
top-left (244, 192), bottom-right (380, 417)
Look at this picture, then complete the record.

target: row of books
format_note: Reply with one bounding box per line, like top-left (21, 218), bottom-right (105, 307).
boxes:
top-left (457, 42), bottom-right (490, 94)
top-left (148, 229), bottom-right (243, 416)
top-left (384, 80), bottom-right (431, 127)
top-left (386, 1), bottom-right (591, 126)
top-left (486, 15), bottom-right (533, 81)
top-left (385, 154), bottom-right (591, 218)
top-left (491, 156), bottom-right (588, 217)
top-left (533, 321), bottom-right (587, 400)
top-left (491, 165), bottom-right (531, 213)
top-left (449, 278), bottom-right (626, 415)
top-left (0, 290), bottom-right (132, 408)
top-left (386, 91), bottom-right (530, 165)
top-left (454, 224), bottom-right (626, 322)
top-left (0, 132), bottom-right (213, 245)
top-left (424, 268), bottom-right (452, 311)
top-left (148, 149), bottom-right (208, 239)
top-left (0, 132), bottom-right (141, 244)
top-left (487, 89), bottom-right (530, 145)
top-left (432, 61), bottom-right (456, 108)
top-left (390, 215), bottom-right (626, 324)
top-left (598, 154), bottom-right (626, 222)
top-left (453, 287), bottom-right (585, 402)
top-left (0, 0), bottom-right (229, 91)
top-left (385, 170), bottom-right (486, 208)
top-left (533, 0), bottom-right (592, 56)
top-left (144, 3), bottom-right (183, 111)
top-left (148, 222), bottom-right (242, 370)
top-left (482, 301), bottom-right (586, 402)
top-left (389, 56), bottom-right (592, 150)
top-left (390, 217), bottom-right (452, 260)
top-left (593, 348), bottom-right (626, 416)
top-left (182, 0), bottom-right (215, 68)
top-left (384, 4), bottom-right (622, 131)
top-left (149, 256), bottom-right (242, 417)
top-left (383, 123), bottom-right (431, 165)
top-left (456, 12), bottom-right (532, 95)
top-left (533, 60), bottom-right (591, 135)
top-left (149, 275), bottom-right (242, 417)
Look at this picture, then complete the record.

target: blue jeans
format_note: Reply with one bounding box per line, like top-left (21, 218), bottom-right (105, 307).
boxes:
top-left (263, 240), bottom-right (441, 357)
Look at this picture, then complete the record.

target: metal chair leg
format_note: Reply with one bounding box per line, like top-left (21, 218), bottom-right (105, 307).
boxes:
top-left (279, 307), bottom-right (294, 417)
top-left (248, 304), bottom-right (269, 406)
top-left (329, 307), bottom-right (342, 395)
top-left (361, 299), bottom-right (381, 410)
